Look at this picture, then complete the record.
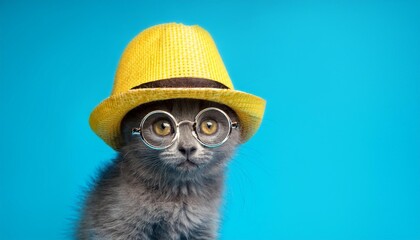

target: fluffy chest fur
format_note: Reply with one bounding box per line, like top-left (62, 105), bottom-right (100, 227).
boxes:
top-left (115, 177), bottom-right (222, 229)
top-left (83, 167), bottom-right (223, 239)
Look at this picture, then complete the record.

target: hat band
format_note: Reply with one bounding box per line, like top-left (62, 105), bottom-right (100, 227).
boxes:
top-left (131, 77), bottom-right (229, 90)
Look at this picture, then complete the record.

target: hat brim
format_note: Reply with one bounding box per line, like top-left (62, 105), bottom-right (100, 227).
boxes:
top-left (89, 88), bottom-right (266, 150)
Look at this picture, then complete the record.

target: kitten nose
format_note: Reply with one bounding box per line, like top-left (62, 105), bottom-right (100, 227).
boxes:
top-left (178, 145), bottom-right (197, 157)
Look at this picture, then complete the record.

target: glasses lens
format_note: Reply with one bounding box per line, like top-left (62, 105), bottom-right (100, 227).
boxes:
top-left (195, 109), bottom-right (231, 147)
top-left (141, 112), bottom-right (176, 149)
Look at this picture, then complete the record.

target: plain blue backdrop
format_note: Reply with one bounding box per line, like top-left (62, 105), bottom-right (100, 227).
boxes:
top-left (1, 0), bottom-right (419, 239)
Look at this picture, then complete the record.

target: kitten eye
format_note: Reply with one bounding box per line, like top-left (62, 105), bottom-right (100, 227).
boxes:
top-left (153, 120), bottom-right (172, 136)
top-left (200, 119), bottom-right (218, 135)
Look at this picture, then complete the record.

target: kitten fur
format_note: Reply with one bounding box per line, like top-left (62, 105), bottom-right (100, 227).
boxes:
top-left (77, 99), bottom-right (241, 240)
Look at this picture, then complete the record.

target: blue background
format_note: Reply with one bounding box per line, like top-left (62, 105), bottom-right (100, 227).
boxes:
top-left (1, 0), bottom-right (419, 239)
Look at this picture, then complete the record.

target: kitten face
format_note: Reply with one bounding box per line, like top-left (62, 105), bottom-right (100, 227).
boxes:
top-left (120, 99), bottom-right (241, 179)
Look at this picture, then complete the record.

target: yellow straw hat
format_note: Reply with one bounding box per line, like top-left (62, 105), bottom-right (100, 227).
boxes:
top-left (90, 23), bottom-right (266, 150)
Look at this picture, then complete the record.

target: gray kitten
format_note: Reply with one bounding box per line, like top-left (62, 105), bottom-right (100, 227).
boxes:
top-left (77, 99), bottom-right (241, 240)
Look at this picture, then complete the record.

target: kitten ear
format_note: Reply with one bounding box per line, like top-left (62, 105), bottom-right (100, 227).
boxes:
top-left (120, 120), bottom-right (132, 146)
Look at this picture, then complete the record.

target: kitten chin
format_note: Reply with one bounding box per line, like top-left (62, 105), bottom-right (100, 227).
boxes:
top-left (77, 99), bottom-right (241, 240)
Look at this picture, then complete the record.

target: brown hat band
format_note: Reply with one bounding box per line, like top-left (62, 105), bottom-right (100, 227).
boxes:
top-left (131, 77), bottom-right (230, 90)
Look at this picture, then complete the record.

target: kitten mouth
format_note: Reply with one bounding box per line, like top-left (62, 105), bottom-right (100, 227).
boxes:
top-left (177, 158), bottom-right (199, 169)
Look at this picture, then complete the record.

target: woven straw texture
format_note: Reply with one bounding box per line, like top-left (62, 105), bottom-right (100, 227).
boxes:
top-left (90, 23), bottom-right (266, 150)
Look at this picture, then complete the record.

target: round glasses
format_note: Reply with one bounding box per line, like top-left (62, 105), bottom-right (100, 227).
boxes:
top-left (131, 107), bottom-right (239, 149)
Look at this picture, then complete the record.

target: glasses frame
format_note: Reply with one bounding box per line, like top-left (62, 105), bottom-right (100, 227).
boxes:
top-left (131, 107), bottom-right (239, 150)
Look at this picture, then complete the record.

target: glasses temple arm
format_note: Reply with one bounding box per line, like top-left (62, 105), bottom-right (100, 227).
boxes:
top-left (132, 127), bottom-right (142, 135)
